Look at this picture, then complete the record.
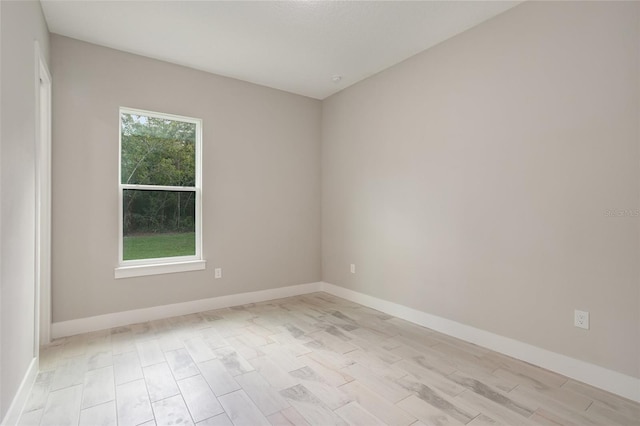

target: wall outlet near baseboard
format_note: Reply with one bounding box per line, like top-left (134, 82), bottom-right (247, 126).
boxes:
top-left (214, 268), bottom-right (222, 279)
top-left (350, 264), bottom-right (356, 274)
top-left (574, 309), bottom-right (589, 330)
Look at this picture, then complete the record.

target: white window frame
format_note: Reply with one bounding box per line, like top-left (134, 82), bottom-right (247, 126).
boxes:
top-left (115, 107), bottom-right (205, 279)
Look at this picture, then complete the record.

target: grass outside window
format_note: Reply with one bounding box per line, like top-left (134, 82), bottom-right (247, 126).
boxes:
top-left (123, 232), bottom-right (196, 261)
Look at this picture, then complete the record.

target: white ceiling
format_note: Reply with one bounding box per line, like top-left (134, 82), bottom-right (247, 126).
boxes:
top-left (41, 1), bottom-right (521, 99)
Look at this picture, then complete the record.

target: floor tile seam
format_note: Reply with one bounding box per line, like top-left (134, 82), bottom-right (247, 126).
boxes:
top-left (79, 398), bottom-right (116, 413)
top-left (151, 388), bottom-right (198, 425)
top-left (510, 381), bottom-right (600, 416)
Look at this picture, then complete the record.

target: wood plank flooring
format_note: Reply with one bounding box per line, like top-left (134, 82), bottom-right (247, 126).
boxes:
top-left (19, 292), bottom-right (640, 425)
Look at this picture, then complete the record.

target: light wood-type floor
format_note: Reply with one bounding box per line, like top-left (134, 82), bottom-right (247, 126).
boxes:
top-left (18, 292), bottom-right (640, 426)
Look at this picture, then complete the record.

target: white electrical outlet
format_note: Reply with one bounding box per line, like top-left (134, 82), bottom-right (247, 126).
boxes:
top-left (215, 268), bottom-right (222, 279)
top-left (574, 309), bottom-right (589, 330)
top-left (350, 264), bottom-right (356, 274)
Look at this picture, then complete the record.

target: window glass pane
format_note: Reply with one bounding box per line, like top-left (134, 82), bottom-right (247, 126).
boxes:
top-left (123, 189), bottom-right (196, 260)
top-left (121, 113), bottom-right (196, 186)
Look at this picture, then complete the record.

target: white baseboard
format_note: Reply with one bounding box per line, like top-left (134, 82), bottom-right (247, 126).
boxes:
top-left (1, 357), bottom-right (38, 426)
top-left (49, 279), bottom-right (639, 403)
top-left (51, 282), bottom-right (323, 339)
top-left (320, 282), bottom-right (640, 403)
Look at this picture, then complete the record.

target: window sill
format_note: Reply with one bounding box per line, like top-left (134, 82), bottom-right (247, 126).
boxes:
top-left (115, 260), bottom-right (206, 279)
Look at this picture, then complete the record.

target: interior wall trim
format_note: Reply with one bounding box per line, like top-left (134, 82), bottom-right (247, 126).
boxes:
top-left (320, 282), bottom-right (640, 403)
top-left (49, 280), bottom-right (639, 403)
top-left (1, 357), bottom-right (38, 426)
top-left (51, 282), bottom-right (323, 339)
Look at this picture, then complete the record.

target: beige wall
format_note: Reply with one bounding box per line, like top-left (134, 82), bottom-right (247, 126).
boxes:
top-left (50, 0), bottom-right (639, 382)
top-left (322, 1), bottom-right (640, 378)
top-left (0, 0), bottom-right (50, 418)
top-left (51, 35), bottom-right (321, 322)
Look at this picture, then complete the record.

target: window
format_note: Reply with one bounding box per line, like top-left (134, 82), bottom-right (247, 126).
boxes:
top-left (115, 108), bottom-right (204, 278)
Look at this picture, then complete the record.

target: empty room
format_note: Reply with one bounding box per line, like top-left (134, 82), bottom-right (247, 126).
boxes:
top-left (1, 0), bottom-right (639, 425)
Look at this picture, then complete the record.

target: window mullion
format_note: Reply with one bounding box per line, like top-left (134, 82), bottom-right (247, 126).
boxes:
top-left (121, 184), bottom-right (196, 192)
